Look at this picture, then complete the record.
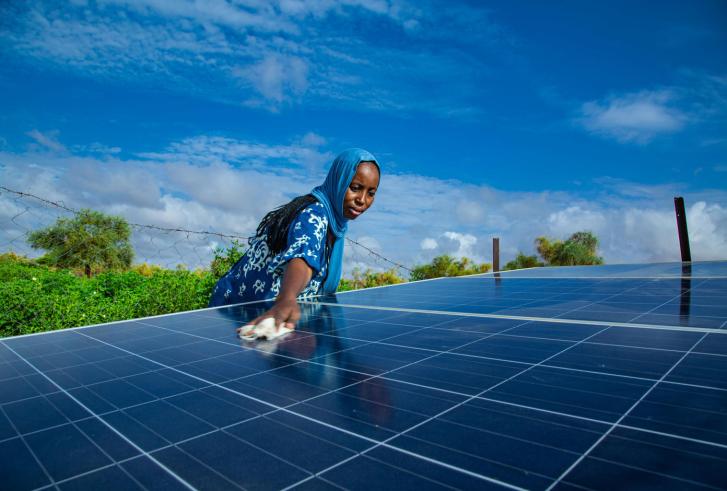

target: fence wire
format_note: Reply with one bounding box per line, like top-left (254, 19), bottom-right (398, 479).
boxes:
top-left (0, 186), bottom-right (412, 274)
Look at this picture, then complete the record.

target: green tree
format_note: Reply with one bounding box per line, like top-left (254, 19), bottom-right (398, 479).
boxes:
top-left (504, 253), bottom-right (544, 271)
top-left (535, 231), bottom-right (603, 266)
top-left (27, 209), bottom-right (133, 277)
top-left (410, 254), bottom-right (491, 281)
top-left (209, 239), bottom-right (246, 278)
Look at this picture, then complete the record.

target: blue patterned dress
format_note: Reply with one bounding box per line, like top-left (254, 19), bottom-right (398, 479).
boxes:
top-left (209, 203), bottom-right (330, 307)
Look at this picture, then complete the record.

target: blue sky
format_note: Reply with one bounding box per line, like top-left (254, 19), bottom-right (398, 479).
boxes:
top-left (1, 0), bottom-right (726, 272)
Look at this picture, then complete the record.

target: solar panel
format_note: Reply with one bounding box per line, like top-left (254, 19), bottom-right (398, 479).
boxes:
top-left (1, 261), bottom-right (726, 490)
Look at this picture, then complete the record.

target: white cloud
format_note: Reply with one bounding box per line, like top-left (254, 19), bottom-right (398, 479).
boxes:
top-left (26, 129), bottom-right (67, 153)
top-left (420, 238), bottom-right (437, 250)
top-left (579, 90), bottom-right (686, 143)
top-left (2, 131), bottom-right (726, 274)
top-left (0, 1), bottom-right (504, 116)
top-left (237, 53), bottom-right (310, 108)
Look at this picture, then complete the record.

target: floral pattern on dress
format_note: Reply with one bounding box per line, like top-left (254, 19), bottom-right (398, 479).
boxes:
top-left (209, 202), bottom-right (330, 306)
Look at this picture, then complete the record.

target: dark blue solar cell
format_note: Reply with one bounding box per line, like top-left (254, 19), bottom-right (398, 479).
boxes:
top-left (0, 375), bottom-right (41, 404)
top-left (0, 358), bottom-right (37, 379)
top-left (121, 455), bottom-right (190, 490)
top-left (326, 320), bottom-right (423, 342)
top-left (287, 477), bottom-right (342, 490)
top-left (311, 342), bottom-right (431, 376)
top-left (666, 352), bottom-right (727, 390)
top-left (153, 445), bottom-right (240, 489)
top-left (695, 333), bottom-right (727, 355)
top-left (24, 423), bottom-right (111, 481)
top-left (22, 349), bottom-right (87, 372)
top-left (487, 365), bottom-right (652, 422)
top-left (178, 430), bottom-right (309, 489)
top-left (288, 378), bottom-right (456, 442)
top-left (561, 427), bottom-right (727, 490)
top-left (383, 327), bottom-right (489, 351)
top-left (24, 372), bottom-right (59, 395)
top-left (547, 342), bottom-right (683, 379)
top-left (93, 355), bottom-right (158, 378)
top-left (226, 413), bottom-right (358, 473)
top-left (337, 377), bottom-right (466, 417)
top-left (389, 417), bottom-right (569, 489)
top-left (75, 417), bottom-right (140, 461)
top-left (58, 465), bottom-right (141, 491)
top-left (166, 389), bottom-right (259, 428)
top-left (49, 362), bottom-right (116, 388)
top-left (586, 326), bottom-right (702, 350)
top-left (181, 348), bottom-right (297, 383)
top-left (223, 362), bottom-right (361, 407)
top-left (0, 437), bottom-right (51, 490)
top-left (506, 321), bottom-right (604, 341)
top-left (624, 382), bottom-right (727, 446)
top-left (72, 344), bottom-right (125, 364)
top-left (101, 411), bottom-right (168, 452)
top-left (422, 315), bottom-right (521, 334)
top-left (68, 386), bottom-right (117, 414)
top-left (453, 334), bottom-right (574, 364)
top-left (386, 352), bottom-right (524, 395)
top-left (4, 395), bottom-right (68, 434)
top-left (46, 391), bottom-right (92, 421)
top-left (123, 400), bottom-right (215, 443)
top-left (0, 409), bottom-right (16, 440)
top-left (124, 369), bottom-right (201, 398)
top-left (88, 379), bottom-right (156, 409)
top-left (317, 449), bottom-right (501, 490)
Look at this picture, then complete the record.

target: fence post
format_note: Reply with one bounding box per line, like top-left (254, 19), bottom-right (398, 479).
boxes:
top-left (492, 237), bottom-right (500, 272)
top-left (673, 197), bottom-right (691, 262)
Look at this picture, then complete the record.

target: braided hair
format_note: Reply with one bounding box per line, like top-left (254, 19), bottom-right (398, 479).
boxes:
top-left (254, 194), bottom-right (319, 255)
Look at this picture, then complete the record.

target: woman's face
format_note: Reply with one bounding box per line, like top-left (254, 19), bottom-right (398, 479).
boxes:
top-left (343, 161), bottom-right (379, 220)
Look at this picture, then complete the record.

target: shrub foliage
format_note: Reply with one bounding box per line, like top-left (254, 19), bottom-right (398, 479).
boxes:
top-left (0, 253), bottom-right (215, 337)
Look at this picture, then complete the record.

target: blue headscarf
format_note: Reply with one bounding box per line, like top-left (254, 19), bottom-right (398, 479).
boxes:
top-left (311, 148), bottom-right (380, 293)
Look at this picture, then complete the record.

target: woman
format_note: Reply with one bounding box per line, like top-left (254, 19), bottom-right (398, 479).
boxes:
top-left (209, 148), bottom-right (380, 334)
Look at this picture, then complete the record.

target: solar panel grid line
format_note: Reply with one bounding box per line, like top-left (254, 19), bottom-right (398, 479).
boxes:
top-left (467, 392), bottom-right (727, 453)
top-left (2, 342), bottom-right (197, 491)
top-left (5, 302), bottom-right (724, 490)
top-left (69, 326), bottom-right (519, 488)
top-left (547, 278), bottom-right (703, 322)
top-left (301, 300), bottom-right (727, 334)
top-left (75, 303), bottom-right (616, 490)
top-left (131, 314), bottom-right (727, 456)
top-left (545, 331), bottom-right (711, 491)
top-left (142, 309), bottom-right (556, 488)
top-left (287, 316), bottom-right (619, 490)
top-left (3, 262), bottom-right (726, 490)
top-left (0, 405), bottom-right (56, 490)
top-left (0, 332), bottom-right (724, 452)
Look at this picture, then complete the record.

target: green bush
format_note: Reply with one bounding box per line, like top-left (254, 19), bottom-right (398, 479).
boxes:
top-left (338, 267), bottom-right (406, 291)
top-left (0, 254), bottom-right (216, 337)
top-left (410, 255), bottom-right (491, 281)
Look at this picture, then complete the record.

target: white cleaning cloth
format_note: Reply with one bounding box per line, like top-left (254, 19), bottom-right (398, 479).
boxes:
top-left (238, 317), bottom-right (293, 341)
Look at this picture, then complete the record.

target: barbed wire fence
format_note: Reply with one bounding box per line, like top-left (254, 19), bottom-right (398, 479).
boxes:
top-left (0, 186), bottom-right (412, 275)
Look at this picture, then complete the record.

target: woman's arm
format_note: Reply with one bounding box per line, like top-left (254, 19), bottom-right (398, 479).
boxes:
top-left (243, 257), bottom-right (313, 331)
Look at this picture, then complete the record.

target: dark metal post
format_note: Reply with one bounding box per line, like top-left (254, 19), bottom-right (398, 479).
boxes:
top-left (674, 197), bottom-right (691, 262)
top-left (492, 237), bottom-right (500, 272)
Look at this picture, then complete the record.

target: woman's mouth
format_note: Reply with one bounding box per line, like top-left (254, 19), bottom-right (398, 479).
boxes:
top-left (348, 207), bottom-right (363, 217)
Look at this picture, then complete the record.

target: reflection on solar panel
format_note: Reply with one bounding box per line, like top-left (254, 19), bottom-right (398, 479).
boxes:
top-left (1, 262), bottom-right (726, 490)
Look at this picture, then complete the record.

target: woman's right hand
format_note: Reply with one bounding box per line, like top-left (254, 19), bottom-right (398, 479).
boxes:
top-left (235, 297), bottom-right (300, 338)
